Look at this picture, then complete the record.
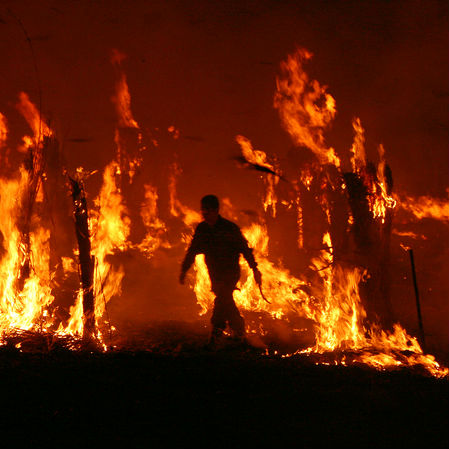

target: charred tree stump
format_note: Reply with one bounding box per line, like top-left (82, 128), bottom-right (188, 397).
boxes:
top-left (69, 177), bottom-right (95, 339)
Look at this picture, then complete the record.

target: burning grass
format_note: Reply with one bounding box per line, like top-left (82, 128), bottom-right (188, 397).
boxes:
top-left (2, 318), bottom-right (448, 380)
top-left (1, 46), bottom-right (448, 386)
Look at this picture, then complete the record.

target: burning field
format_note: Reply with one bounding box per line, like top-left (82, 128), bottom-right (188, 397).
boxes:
top-left (0, 1), bottom-right (448, 448)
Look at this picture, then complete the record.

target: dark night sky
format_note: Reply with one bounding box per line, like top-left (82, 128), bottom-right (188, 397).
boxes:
top-left (0, 0), bottom-right (448, 349)
top-left (0, 0), bottom-right (447, 202)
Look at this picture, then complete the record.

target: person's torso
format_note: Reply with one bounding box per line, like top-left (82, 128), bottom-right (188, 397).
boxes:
top-left (197, 217), bottom-right (242, 273)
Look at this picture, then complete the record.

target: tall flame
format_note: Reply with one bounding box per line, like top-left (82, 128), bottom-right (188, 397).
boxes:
top-left (308, 233), bottom-right (367, 352)
top-left (0, 48), bottom-right (446, 379)
top-left (91, 161), bottom-right (130, 324)
top-left (111, 49), bottom-right (139, 129)
top-left (16, 92), bottom-right (53, 141)
top-left (274, 48), bottom-right (340, 167)
top-left (138, 183), bottom-right (170, 257)
top-left (349, 117), bottom-right (366, 173)
top-left (0, 94), bottom-right (56, 337)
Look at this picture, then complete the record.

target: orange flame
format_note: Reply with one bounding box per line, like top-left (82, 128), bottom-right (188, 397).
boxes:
top-left (349, 117), bottom-right (366, 173)
top-left (110, 50), bottom-right (145, 184)
top-left (138, 183), bottom-right (170, 257)
top-left (188, 195), bottom-right (446, 377)
top-left (91, 161), bottom-right (130, 325)
top-left (168, 162), bottom-right (201, 228)
top-left (0, 49), bottom-right (446, 378)
top-left (235, 135), bottom-right (279, 217)
top-left (0, 113), bottom-right (7, 147)
top-left (0, 167), bottom-right (55, 335)
top-left (16, 92), bottom-right (53, 142)
top-left (0, 95), bottom-right (58, 339)
top-left (308, 233), bottom-right (367, 352)
top-left (400, 190), bottom-right (449, 222)
top-left (348, 120), bottom-right (396, 223)
top-left (0, 112), bottom-right (9, 172)
top-left (373, 144), bottom-right (396, 222)
top-left (274, 48), bottom-right (340, 167)
top-left (111, 49), bottom-right (139, 129)
top-left (61, 160), bottom-right (132, 339)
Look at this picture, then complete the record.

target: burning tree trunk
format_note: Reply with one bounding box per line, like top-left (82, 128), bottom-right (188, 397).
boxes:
top-left (69, 176), bottom-right (95, 338)
top-left (16, 137), bottom-right (48, 290)
top-left (343, 163), bottom-right (395, 329)
top-left (42, 137), bottom-right (78, 325)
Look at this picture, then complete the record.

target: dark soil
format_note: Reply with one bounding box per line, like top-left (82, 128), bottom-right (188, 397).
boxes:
top-left (0, 326), bottom-right (447, 449)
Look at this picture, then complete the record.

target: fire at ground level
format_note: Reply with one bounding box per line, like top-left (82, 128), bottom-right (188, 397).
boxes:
top-left (0, 327), bottom-right (448, 449)
top-left (1, 47), bottom-right (448, 379)
top-left (1, 42), bottom-right (448, 445)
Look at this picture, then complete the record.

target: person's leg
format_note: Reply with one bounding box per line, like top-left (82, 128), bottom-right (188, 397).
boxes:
top-left (210, 282), bottom-right (228, 343)
top-left (219, 286), bottom-right (245, 338)
top-left (210, 277), bottom-right (245, 342)
top-left (210, 296), bottom-right (226, 342)
top-left (227, 300), bottom-right (245, 339)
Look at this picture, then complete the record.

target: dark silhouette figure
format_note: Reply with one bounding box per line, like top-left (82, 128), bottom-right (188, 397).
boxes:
top-left (179, 195), bottom-right (261, 345)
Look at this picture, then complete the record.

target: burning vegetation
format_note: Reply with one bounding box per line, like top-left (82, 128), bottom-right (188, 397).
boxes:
top-left (0, 47), bottom-right (447, 379)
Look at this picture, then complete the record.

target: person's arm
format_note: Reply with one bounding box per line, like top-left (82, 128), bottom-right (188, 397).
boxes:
top-left (179, 226), bottom-right (202, 284)
top-left (236, 226), bottom-right (262, 285)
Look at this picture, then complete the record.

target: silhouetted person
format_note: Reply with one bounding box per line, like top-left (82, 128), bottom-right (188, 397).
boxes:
top-left (179, 195), bottom-right (262, 345)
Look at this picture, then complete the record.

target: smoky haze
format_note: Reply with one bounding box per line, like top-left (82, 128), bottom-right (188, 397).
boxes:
top-left (0, 1), bottom-right (448, 356)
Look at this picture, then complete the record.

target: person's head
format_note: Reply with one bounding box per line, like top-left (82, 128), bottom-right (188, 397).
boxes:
top-left (201, 194), bottom-right (219, 225)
